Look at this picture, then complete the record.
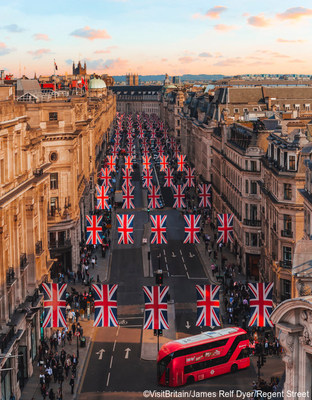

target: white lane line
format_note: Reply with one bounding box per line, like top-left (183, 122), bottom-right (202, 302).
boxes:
top-left (186, 271), bottom-right (190, 279)
top-left (163, 249), bottom-right (166, 256)
top-left (171, 275), bottom-right (186, 278)
top-left (181, 256), bottom-right (185, 263)
top-left (121, 316), bottom-right (143, 320)
top-left (180, 249), bottom-right (183, 256)
top-left (164, 256), bottom-right (167, 263)
top-left (110, 355), bottom-right (114, 369)
top-left (106, 372), bottom-right (110, 387)
top-left (183, 264), bottom-right (187, 271)
top-left (116, 326), bottom-right (120, 337)
top-left (113, 340), bottom-right (117, 352)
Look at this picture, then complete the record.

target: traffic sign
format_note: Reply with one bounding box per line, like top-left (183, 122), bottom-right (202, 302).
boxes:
top-left (75, 331), bottom-right (80, 337)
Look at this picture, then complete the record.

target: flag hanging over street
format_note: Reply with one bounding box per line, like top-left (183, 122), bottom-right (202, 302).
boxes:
top-left (86, 215), bottom-right (103, 245)
top-left (117, 214), bottom-right (134, 244)
top-left (184, 167), bottom-right (195, 187)
top-left (172, 184), bottom-right (186, 208)
top-left (122, 168), bottom-right (132, 187)
top-left (142, 155), bottom-right (151, 170)
top-left (164, 168), bottom-right (174, 187)
top-left (184, 214), bottom-right (201, 244)
top-left (142, 169), bottom-right (153, 189)
top-left (148, 185), bottom-right (161, 209)
top-left (248, 282), bottom-right (274, 327)
top-left (125, 156), bottom-right (133, 171)
top-left (217, 213), bottom-right (234, 244)
top-left (150, 215), bottom-right (167, 244)
top-left (160, 155), bottom-right (168, 172)
top-left (99, 168), bottom-right (111, 187)
top-left (96, 185), bottom-right (110, 210)
top-left (177, 154), bottom-right (186, 172)
top-left (92, 284), bottom-right (118, 327)
top-left (196, 284), bottom-right (221, 327)
top-left (143, 285), bottom-right (169, 330)
top-left (122, 184), bottom-right (135, 209)
top-left (42, 283), bottom-right (67, 328)
top-left (198, 184), bottom-right (212, 208)
top-left (107, 155), bottom-right (117, 172)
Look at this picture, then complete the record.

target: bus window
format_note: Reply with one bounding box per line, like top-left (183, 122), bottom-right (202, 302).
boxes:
top-left (157, 354), bottom-right (172, 381)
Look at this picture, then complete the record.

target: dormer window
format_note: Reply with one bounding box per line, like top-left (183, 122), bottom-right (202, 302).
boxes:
top-left (305, 104), bottom-right (310, 111)
top-left (289, 155), bottom-right (296, 171)
top-left (284, 104), bottom-right (290, 111)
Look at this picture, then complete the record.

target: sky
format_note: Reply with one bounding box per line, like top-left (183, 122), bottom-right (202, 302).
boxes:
top-left (1, 0), bottom-right (312, 77)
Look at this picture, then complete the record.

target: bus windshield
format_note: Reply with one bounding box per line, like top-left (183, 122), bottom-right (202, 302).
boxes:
top-left (157, 354), bottom-right (172, 380)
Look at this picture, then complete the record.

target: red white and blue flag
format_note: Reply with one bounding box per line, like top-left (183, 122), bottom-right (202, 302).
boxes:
top-left (142, 155), bottom-right (151, 171)
top-left (148, 185), bottom-right (161, 209)
top-left (198, 184), bottom-right (212, 208)
top-left (177, 154), bottom-right (186, 172)
top-left (143, 286), bottom-right (169, 330)
top-left (160, 155), bottom-right (168, 172)
top-left (142, 169), bottom-right (153, 189)
top-left (248, 283), bottom-right (274, 327)
top-left (107, 156), bottom-right (117, 173)
top-left (122, 168), bottom-right (132, 188)
top-left (117, 214), bottom-right (134, 244)
top-left (164, 168), bottom-right (174, 187)
top-left (150, 215), bottom-right (167, 244)
top-left (122, 184), bottom-right (135, 209)
top-left (125, 156), bottom-right (133, 171)
top-left (86, 215), bottom-right (103, 245)
top-left (184, 167), bottom-right (195, 187)
top-left (99, 168), bottom-right (111, 187)
top-left (172, 184), bottom-right (186, 208)
top-left (96, 185), bottom-right (110, 210)
top-left (184, 215), bottom-right (201, 244)
top-left (196, 284), bottom-right (221, 327)
top-left (217, 213), bottom-right (234, 244)
top-left (42, 283), bottom-right (67, 328)
top-left (92, 284), bottom-right (118, 327)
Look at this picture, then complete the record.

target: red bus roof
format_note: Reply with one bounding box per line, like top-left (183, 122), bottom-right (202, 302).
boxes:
top-left (159, 327), bottom-right (246, 357)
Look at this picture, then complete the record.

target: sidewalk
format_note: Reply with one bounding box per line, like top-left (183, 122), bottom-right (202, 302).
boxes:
top-left (21, 245), bottom-right (112, 400)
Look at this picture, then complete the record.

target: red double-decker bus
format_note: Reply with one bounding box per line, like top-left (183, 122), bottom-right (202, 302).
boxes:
top-left (157, 327), bottom-right (250, 386)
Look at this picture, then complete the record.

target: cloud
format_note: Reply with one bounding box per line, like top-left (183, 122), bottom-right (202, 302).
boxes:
top-left (2, 24), bottom-right (25, 33)
top-left (214, 24), bottom-right (236, 31)
top-left (27, 48), bottom-right (51, 59)
top-left (33, 33), bottom-right (50, 41)
top-left (70, 26), bottom-right (111, 40)
top-left (277, 38), bottom-right (305, 43)
top-left (290, 58), bottom-right (305, 63)
top-left (198, 52), bottom-right (212, 58)
top-left (73, 57), bottom-right (128, 71)
top-left (247, 14), bottom-right (271, 27)
top-left (161, 58), bottom-right (168, 62)
top-left (178, 56), bottom-right (197, 64)
top-left (213, 57), bottom-right (242, 67)
top-left (205, 6), bottom-right (227, 19)
top-left (277, 7), bottom-right (312, 20)
top-left (0, 42), bottom-right (14, 56)
top-left (94, 45), bottom-right (117, 54)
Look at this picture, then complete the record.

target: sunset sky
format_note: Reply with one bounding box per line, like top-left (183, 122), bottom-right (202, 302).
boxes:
top-left (1, 0), bottom-right (312, 77)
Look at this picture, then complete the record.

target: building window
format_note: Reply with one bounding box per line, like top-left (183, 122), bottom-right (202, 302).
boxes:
top-left (49, 112), bottom-right (58, 121)
top-left (250, 204), bottom-right (257, 220)
top-left (305, 104), bottom-right (310, 111)
top-left (245, 160), bottom-right (248, 170)
top-left (245, 180), bottom-right (249, 194)
top-left (251, 233), bottom-right (258, 247)
top-left (283, 246), bottom-right (292, 262)
top-left (50, 173), bottom-right (58, 190)
top-left (284, 183), bottom-right (292, 200)
top-left (281, 279), bottom-right (291, 300)
top-left (250, 161), bottom-right (257, 172)
top-left (283, 215), bottom-right (292, 232)
top-left (234, 108), bottom-right (239, 113)
top-left (250, 181), bottom-right (257, 194)
top-left (289, 155), bottom-right (296, 171)
top-left (245, 232), bottom-right (249, 246)
top-left (50, 152), bottom-right (58, 162)
top-left (245, 204), bottom-right (248, 219)
top-left (50, 197), bottom-right (58, 216)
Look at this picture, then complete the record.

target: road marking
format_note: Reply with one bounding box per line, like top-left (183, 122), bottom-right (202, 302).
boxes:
top-left (116, 325), bottom-right (120, 337)
top-left (96, 349), bottom-right (105, 360)
top-left (180, 249), bottom-right (183, 256)
top-left (124, 324), bottom-right (142, 328)
top-left (183, 263), bottom-right (187, 271)
top-left (188, 277), bottom-right (208, 280)
top-left (181, 256), bottom-right (185, 263)
top-left (186, 321), bottom-right (191, 329)
top-left (165, 263), bottom-right (169, 271)
top-left (125, 348), bottom-right (131, 359)
top-left (106, 372), bottom-right (110, 387)
top-left (164, 256), bottom-right (167, 263)
top-left (186, 271), bottom-right (190, 279)
top-left (163, 249), bottom-right (166, 256)
top-left (113, 340), bottom-right (117, 352)
top-left (120, 316), bottom-right (143, 320)
top-left (171, 251), bottom-right (176, 258)
top-left (171, 274), bottom-right (186, 278)
top-left (110, 355), bottom-right (113, 369)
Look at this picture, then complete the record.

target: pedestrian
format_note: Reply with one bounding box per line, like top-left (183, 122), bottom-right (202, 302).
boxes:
top-left (9, 393), bottom-right (15, 400)
top-left (69, 374), bottom-right (75, 394)
top-left (48, 388), bottom-right (55, 400)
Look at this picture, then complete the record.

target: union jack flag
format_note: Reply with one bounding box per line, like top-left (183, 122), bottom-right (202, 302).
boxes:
top-left (148, 185), bottom-right (161, 209)
top-left (164, 168), bottom-right (174, 187)
top-left (92, 284), bottom-right (118, 327)
top-left (117, 214), bottom-right (134, 244)
top-left (248, 283), bottom-right (274, 327)
top-left (96, 185), bottom-right (110, 210)
top-left (198, 184), bottom-right (212, 208)
top-left (99, 168), bottom-right (111, 187)
top-left (196, 284), bottom-right (221, 327)
top-left (177, 154), bottom-right (186, 172)
top-left (160, 155), bottom-right (168, 172)
top-left (142, 169), bottom-right (153, 189)
top-left (127, 146), bottom-right (135, 157)
top-left (122, 168), bottom-right (132, 187)
top-left (172, 184), bottom-right (186, 208)
top-left (86, 215), bottom-right (103, 245)
top-left (110, 146), bottom-right (119, 157)
top-left (184, 215), bottom-right (201, 244)
top-left (217, 213), bottom-right (234, 244)
top-left (42, 283), bottom-right (67, 328)
top-left (122, 184), bottom-right (135, 209)
top-left (150, 215), bottom-right (167, 244)
top-left (158, 146), bottom-right (164, 157)
top-left (143, 286), bottom-right (169, 330)
top-left (107, 156), bottom-right (117, 173)
top-left (184, 167), bottom-right (195, 187)
top-left (142, 156), bottom-right (151, 171)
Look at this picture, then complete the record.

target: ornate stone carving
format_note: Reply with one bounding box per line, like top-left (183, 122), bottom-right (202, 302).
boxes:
top-left (279, 330), bottom-right (294, 368)
top-left (300, 310), bottom-right (312, 346)
top-left (297, 280), bottom-right (312, 296)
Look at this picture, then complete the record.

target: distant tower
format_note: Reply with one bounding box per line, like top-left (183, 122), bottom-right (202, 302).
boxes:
top-left (164, 73), bottom-right (171, 86)
top-left (126, 73), bottom-right (139, 86)
top-left (73, 61), bottom-right (87, 75)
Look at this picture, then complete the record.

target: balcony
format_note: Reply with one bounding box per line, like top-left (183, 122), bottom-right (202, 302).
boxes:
top-left (281, 230), bottom-right (293, 238)
top-left (279, 260), bottom-right (292, 269)
top-left (35, 240), bottom-right (43, 256)
top-left (20, 253), bottom-right (28, 271)
top-left (0, 326), bottom-right (15, 353)
top-left (243, 219), bottom-right (261, 227)
top-left (49, 238), bottom-right (72, 249)
top-left (6, 268), bottom-right (16, 287)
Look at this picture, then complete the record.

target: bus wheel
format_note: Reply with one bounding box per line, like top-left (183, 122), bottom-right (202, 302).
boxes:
top-left (186, 376), bottom-right (195, 385)
top-left (231, 364), bottom-right (238, 373)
